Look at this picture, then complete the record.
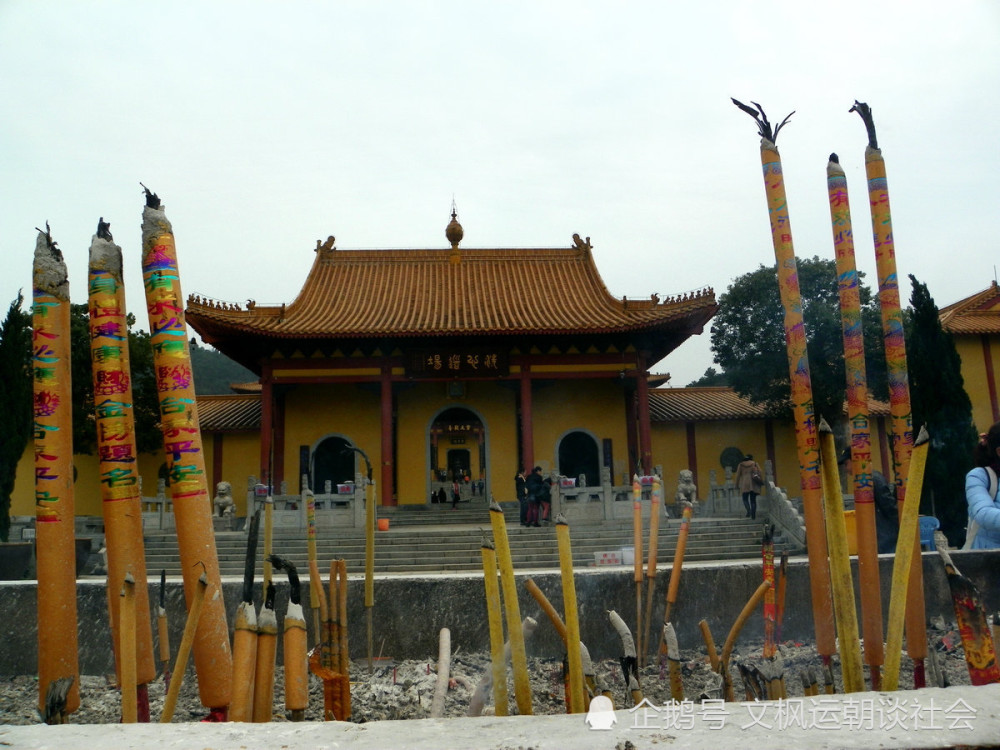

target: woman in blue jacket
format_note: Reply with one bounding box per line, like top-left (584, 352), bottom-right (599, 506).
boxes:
top-left (965, 421), bottom-right (1000, 549)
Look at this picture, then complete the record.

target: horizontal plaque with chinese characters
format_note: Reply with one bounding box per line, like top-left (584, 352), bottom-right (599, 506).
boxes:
top-left (409, 349), bottom-right (509, 378)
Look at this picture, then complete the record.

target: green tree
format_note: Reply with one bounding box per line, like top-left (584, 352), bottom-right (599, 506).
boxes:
top-left (904, 275), bottom-right (977, 545)
top-left (0, 294), bottom-right (32, 542)
top-left (709, 256), bottom-right (887, 427)
top-left (687, 366), bottom-right (729, 387)
top-left (188, 337), bottom-right (255, 395)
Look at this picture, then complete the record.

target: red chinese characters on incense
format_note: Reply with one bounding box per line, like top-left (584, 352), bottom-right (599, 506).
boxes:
top-left (88, 219), bottom-right (156, 694)
top-left (731, 98), bottom-right (835, 660)
top-left (140, 188), bottom-right (232, 713)
top-left (32, 225), bottom-right (80, 718)
top-left (826, 156), bottom-right (885, 688)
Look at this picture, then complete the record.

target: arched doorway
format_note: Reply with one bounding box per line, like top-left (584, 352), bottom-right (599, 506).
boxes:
top-left (428, 406), bottom-right (487, 503)
top-left (312, 435), bottom-right (355, 493)
top-left (558, 430), bottom-right (600, 487)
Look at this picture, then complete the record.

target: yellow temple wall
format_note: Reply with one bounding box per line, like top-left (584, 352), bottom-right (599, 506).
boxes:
top-left (395, 380), bottom-right (518, 505)
top-left (205, 432), bottom-right (260, 516)
top-left (530, 379), bottom-right (628, 478)
top-left (953, 335), bottom-right (1000, 432)
top-left (281, 382), bottom-right (382, 496)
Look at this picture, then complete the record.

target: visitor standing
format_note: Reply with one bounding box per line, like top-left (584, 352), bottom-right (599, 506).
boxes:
top-left (525, 466), bottom-right (544, 527)
top-left (451, 478), bottom-right (461, 510)
top-left (964, 422), bottom-right (1000, 549)
top-left (734, 454), bottom-right (764, 520)
top-left (515, 469), bottom-right (528, 526)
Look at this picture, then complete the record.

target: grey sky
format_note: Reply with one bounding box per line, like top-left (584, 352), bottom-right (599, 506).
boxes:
top-left (3, 2), bottom-right (998, 386)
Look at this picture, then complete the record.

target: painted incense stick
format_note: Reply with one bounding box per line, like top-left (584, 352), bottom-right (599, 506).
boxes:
top-left (308, 560), bottom-right (336, 720)
top-left (882, 426), bottom-right (930, 690)
top-left (826, 154), bottom-right (884, 688)
top-left (482, 539), bottom-right (509, 715)
top-left (818, 419), bottom-right (865, 693)
top-left (933, 531), bottom-right (1000, 685)
top-left (140, 187), bottom-right (231, 711)
top-left (489, 501), bottom-right (532, 714)
top-left (32, 225), bottom-right (80, 719)
top-left (88, 219), bottom-right (155, 700)
top-left (732, 99), bottom-right (835, 660)
top-left (337, 558), bottom-right (351, 720)
top-left (851, 101), bottom-right (926, 684)
top-left (556, 515), bottom-right (584, 714)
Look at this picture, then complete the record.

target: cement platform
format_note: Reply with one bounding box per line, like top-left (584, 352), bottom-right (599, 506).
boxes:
top-left (4, 683), bottom-right (999, 749)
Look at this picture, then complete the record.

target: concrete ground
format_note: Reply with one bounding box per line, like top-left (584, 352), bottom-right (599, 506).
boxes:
top-left (3, 684), bottom-right (999, 749)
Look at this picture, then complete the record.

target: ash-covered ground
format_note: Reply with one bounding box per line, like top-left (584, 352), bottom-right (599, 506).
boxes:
top-left (0, 619), bottom-right (975, 725)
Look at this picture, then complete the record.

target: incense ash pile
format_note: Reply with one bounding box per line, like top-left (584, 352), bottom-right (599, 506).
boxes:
top-left (0, 625), bottom-right (975, 725)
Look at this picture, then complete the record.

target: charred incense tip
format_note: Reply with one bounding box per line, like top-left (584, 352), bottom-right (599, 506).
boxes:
top-left (829, 153), bottom-right (839, 164)
top-left (480, 533), bottom-right (495, 550)
top-left (264, 581), bottom-right (277, 610)
top-left (140, 182), bottom-right (161, 209)
top-left (914, 424), bottom-right (930, 447)
top-left (849, 100), bottom-right (878, 150)
top-left (489, 501), bottom-right (503, 514)
top-left (555, 513), bottom-right (568, 527)
top-left (818, 417), bottom-right (832, 435)
top-left (96, 217), bottom-right (113, 241)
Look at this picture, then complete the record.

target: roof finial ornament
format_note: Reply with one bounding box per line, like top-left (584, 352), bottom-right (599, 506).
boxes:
top-left (446, 199), bottom-right (464, 263)
top-left (572, 233), bottom-right (592, 252)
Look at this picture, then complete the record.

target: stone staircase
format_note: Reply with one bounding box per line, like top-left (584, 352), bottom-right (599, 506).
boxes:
top-left (141, 503), bottom-right (785, 577)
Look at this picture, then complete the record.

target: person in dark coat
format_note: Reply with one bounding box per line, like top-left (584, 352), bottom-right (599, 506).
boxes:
top-left (515, 469), bottom-right (528, 526)
top-left (525, 466), bottom-right (544, 527)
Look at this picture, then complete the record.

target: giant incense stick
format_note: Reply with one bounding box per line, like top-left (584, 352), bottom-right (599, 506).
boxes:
top-left (632, 476), bottom-right (643, 661)
top-left (818, 419), bottom-right (865, 693)
top-left (883, 426), bottom-right (929, 690)
top-left (269, 555), bottom-right (308, 721)
top-left (732, 99), bottom-right (835, 660)
top-left (490, 501), bottom-right (532, 715)
top-left (161, 572), bottom-right (208, 723)
top-left (88, 219), bottom-right (155, 705)
top-left (252, 582), bottom-right (278, 722)
top-left (720, 579), bottom-right (771, 702)
top-left (641, 476), bottom-right (661, 668)
top-left (120, 573), bottom-right (137, 723)
top-left (482, 539), bottom-right (509, 715)
top-left (851, 101), bottom-right (926, 684)
top-left (32, 225), bottom-right (80, 719)
top-left (761, 524), bottom-right (777, 659)
top-left (140, 187), bottom-right (231, 712)
top-left (556, 515), bottom-right (584, 714)
top-left (825, 156), bottom-right (885, 688)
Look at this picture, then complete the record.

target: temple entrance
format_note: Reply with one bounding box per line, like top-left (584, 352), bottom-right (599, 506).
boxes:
top-left (558, 430), bottom-right (600, 487)
top-left (312, 435), bottom-right (355, 493)
top-left (429, 406), bottom-right (487, 504)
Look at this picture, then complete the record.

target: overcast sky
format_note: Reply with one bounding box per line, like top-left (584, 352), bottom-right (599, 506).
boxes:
top-left (2, 2), bottom-right (998, 386)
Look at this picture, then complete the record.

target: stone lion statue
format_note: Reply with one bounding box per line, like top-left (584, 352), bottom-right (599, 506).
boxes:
top-left (213, 481), bottom-right (235, 517)
top-left (676, 469), bottom-right (698, 505)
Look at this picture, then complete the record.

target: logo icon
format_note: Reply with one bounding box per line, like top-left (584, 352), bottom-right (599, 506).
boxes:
top-left (585, 695), bottom-right (616, 730)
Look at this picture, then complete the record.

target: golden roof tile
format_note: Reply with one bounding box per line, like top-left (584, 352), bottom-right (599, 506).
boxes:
top-left (939, 281), bottom-right (1000, 335)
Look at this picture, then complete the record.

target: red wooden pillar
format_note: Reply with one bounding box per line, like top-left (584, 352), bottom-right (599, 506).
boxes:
top-left (273, 387), bottom-right (286, 489)
top-left (624, 389), bottom-right (638, 479)
top-left (259, 369), bottom-right (273, 489)
top-left (520, 367), bottom-right (534, 471)
top-left (636, 359), bottom-right (652, 475)
top-left (982, 334), bottom-right (999, 423)
top-left (380, 366), bottom-right (395, 506)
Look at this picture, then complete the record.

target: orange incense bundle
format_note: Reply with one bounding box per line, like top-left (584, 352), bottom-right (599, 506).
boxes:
top-left (32, 225), bottom-right (80, 720)
top-left (252, 582), bottom-right (278, 722)
top-left (229, 511), bottom-right (261, 722)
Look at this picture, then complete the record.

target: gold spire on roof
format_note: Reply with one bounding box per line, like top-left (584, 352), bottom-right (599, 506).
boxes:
top-left (446, 201), bottom-right (463, 265)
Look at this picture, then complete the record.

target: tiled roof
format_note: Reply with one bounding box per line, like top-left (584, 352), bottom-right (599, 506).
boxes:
top-left (229, 381), bottom-right (262, 394)
top-left (650, 387), bottom-right (770, 421)
top-left (939, 281), bottom-right (1000, 335)
top-left (187, 245), bottom-right (716, 341)
top-left (649, 387), bottom-right (890, 422)
top-left (197, 394), bottom-right (261, 431)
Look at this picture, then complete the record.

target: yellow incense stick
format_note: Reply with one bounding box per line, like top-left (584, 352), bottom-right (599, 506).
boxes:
top-left (883, 426), bottom-right (930, 690)
top-left (481, 541), bottom-right (509, 716)
top-left (490, 502), bottom-right (532, 714)
top-left (556, 516), bottom-right (584, 713)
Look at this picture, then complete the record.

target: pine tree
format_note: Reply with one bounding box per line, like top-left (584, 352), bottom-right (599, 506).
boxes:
top-left (905, 275), bottom-right (977, 545)
top-left (0, 294), bottom-right (32, 542)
